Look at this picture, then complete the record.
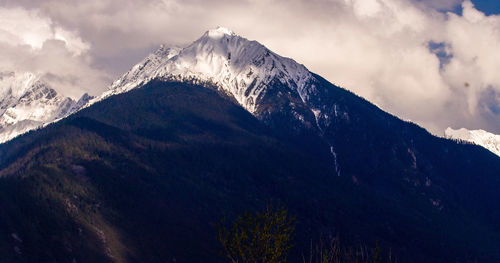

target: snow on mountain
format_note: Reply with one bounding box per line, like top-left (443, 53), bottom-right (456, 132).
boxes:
top-left (0, 27), bottom-right (318, 144)
top-left (445, 127), bottom-right (500, 157)
top-left (93, 26), bottom-right (315, 114)
top-left (79, 26), bottom-right (341, 174)
top-left (0, 71), bottom-right (91, 143)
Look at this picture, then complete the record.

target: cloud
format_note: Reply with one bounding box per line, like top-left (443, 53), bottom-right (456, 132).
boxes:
top-left (0, 6), bottom-right (110, 98)
top-left (0, 0), bottom-right (499, 134)
top-left (439, 1), bottom-right (500, 132)
top-left (412, 0), bottom-right (462, 11)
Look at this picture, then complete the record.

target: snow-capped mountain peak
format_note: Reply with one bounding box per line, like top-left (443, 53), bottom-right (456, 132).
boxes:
top-left (99, 27), bottom-right (314, 114)
top-left (205, 26), bottom-right (236, 38)
top-left (89, 27), bottom-right (342, 171)
top-left (0, 71), bottom-right (92, 143)
top-left (445, 127), bottom-right (500, 157)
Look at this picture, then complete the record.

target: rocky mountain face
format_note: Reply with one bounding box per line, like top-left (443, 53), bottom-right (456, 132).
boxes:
top-left (92, 27), bottom-right (363, 175)
top-left (0, 71), bottom-right (92, 143)
top-left (445, 127), bottom-right (500, 157)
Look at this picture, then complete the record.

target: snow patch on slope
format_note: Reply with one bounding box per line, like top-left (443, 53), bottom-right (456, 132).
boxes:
top-left (445, 127), bottom-right (500, 157)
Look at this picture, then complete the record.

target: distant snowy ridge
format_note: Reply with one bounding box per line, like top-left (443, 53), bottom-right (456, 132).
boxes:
top-left (445, 127), bottom-right (500, 157)
top-left (90, 26), bottom-right (314, 114)
top-left (0, 71), bottom-right (91, 143)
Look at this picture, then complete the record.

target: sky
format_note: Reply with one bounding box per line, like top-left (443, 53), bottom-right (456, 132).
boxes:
top-left (0, 0), bottom-right (498, 135)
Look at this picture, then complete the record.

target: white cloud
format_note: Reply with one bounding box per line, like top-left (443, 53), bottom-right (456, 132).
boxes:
top-left (0, 0), bottom-right (498, 134)
top-left (0, 7), bottom-right (109, 98)
top-left (0, 7), bottom-right (53, 49)
top-left (439, 1), bottom-right (500, 131)
top-left (0, 7), bottom-right (89, 55)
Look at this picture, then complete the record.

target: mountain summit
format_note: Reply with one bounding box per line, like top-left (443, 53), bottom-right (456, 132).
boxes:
top-left (92, 27), bottom-right (343, 172)
top-left (0, 72), bottom-right (91, 143)
top-left (102, 27), bottom-right (314, 115)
